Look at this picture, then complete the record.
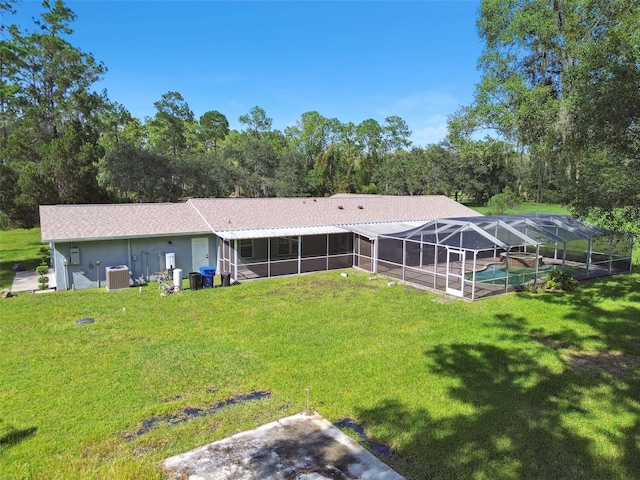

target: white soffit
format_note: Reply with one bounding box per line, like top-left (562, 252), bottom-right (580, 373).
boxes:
top-left (214, 225), bottom-right (350, 240)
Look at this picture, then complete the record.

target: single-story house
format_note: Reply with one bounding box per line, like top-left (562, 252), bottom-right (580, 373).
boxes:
top-left (39, 195), bottom-right (633, 299)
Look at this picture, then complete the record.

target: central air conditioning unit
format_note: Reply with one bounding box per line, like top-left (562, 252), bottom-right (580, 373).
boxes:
top-left (105, 265), bottom-right (130, 291)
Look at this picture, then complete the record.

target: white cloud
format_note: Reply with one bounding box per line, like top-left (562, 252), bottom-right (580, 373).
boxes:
top-left (410, 116), bottom-right (450, 147)
top-left (375, 90), bottom-right (464, 147)
top-left (391, 91), bottom-right (460, 115)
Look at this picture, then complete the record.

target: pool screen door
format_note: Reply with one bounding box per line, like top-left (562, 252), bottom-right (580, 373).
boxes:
top-left (446, 248), bottom-right (465, 297)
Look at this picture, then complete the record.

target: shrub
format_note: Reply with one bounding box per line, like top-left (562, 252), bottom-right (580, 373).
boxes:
top-left (39, 246), bottom-right (51, 264)
top-left (487, 187), bottom-right (520, 215)
top-left (35, 264), bottom-right (49, 276)
top-left (544, 269), bottom-right (579, 291)
top-left (36, 263), bottom-right (50, 290)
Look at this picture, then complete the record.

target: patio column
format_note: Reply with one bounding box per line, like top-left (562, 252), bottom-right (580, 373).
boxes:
top-left (535, 244), bottom-right (540, 285)
top-left (233, 239), bottom-right (238, 280)
top-left (402, 238), bottom-right (407, 282)
top-left (373, 238), bottom-right (379, 273)
top-left (326, 234), bottom-right (330, 271)
top-left (433, 244), bottom-right (437, 290)
top-left (297, 235), bottom-right (302, 274)
top-left (504, 250), bottom-right (510, 293)
top-left (608, 238), bottom-right (614, 274)
top-left (268, 237), bottom-right (271, 277)
top-left (471, 250), bottom-right (478, 301)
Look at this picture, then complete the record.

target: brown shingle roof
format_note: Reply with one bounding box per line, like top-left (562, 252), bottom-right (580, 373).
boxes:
top-left (40, 203), bottom-right (210, 242)
top-left (40, 195), bottom-right (481, 242)
top-left (189, 195), bottom-right (481, 232)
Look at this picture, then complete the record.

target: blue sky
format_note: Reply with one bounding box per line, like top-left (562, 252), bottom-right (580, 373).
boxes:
top-left (12, 1), bottom-right (483, 146)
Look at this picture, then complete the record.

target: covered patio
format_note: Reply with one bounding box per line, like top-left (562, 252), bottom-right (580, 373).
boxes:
top-left (376, 215), bottom-right (634, 300)
top-left (218, 228), bottom-right (356, 281)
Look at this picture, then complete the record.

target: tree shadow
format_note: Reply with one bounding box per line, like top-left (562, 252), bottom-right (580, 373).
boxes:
top-left (353, 309), bottom-right (640, 479)
top-left (0, 424), bottom-right (37, 452)
top-left (516, 274), bottom-right (640, 352)
top-left (523, 273), bottom-right (640, 306)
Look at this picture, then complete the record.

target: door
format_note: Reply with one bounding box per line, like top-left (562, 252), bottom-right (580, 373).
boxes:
top-left (191, 237), bottom-right (210, 272)
top-left (445, 248), bottom-right (465, 297)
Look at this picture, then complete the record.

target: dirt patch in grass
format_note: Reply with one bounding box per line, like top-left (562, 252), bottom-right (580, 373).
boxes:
top-left (529, 329), bottom-right (573, 350)
top-left (125, 391), bottom-right (272, 440)
top-left (564, 351), bottom-right (640, 377)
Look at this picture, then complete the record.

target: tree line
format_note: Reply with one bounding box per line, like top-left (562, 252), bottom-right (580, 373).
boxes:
top-left (1, 0), bottom-right (638, 234)
top-left (450, 0), bottom-right (640, 233)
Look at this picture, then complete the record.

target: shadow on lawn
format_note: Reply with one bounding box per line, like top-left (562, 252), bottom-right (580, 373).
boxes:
top-left (517, 274), bottom-right (640, 353)
top-left (0, 424), bottom-right (37, 452)
top-left (354, 277), bottom-right (640, 480)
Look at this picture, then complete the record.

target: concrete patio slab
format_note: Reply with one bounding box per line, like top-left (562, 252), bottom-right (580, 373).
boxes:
top-left (162, 413), bottom-right (404, 480)
top-left (11, 268), bottom-right (56, 293)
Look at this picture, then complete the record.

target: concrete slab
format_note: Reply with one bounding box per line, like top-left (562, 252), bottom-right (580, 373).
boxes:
top-left (162, 413), bottom-right (405, 480)
top-left (11, 269), bottom-right (56, 293)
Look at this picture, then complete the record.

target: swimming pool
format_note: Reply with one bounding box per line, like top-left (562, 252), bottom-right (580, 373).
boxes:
top-left (467, 264), bottom-right (558, 285)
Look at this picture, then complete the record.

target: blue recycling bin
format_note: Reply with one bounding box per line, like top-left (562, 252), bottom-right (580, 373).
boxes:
top-left (199, 266), bottom-right (216, 288)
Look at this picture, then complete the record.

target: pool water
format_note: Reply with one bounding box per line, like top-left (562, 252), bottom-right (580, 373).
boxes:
top-left (467, 264), bottom-right (559, 285)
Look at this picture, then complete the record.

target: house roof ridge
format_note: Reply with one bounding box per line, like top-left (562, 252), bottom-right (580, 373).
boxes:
top-left (187, 199), bottom-right (216, 233)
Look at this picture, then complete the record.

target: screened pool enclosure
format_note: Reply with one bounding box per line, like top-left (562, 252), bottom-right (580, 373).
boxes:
top-left (377, 215), bottom-right (633, 300)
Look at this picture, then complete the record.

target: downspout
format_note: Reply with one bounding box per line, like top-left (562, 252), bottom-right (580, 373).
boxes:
top-left (127, 239), bottom-right (132, 277)
top-left (63, 255), bottom-right (70, 291)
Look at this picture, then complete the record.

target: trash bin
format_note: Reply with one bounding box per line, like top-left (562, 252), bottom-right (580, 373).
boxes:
top-left (221, 271), bottom-right (231, 287)
top-left (199, 266), bottom-right (216, 288)
top-left (189, 271), bottom-right (202, 290)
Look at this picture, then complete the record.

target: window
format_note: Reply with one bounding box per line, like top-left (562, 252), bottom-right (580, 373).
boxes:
top-left (239, 239), bottom-right (253, 258)
top-left (277, 237), bottom-right (299, 256)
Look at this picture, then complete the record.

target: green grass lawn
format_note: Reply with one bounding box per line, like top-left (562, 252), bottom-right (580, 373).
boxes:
top-left (1, 221), bottom-right (639, 479)
top-left (0, 228), bottom-right (44, 289)
top-left (468, 201), bottom-right (571, 216)
top-left (1, 266), bottom-right (639, 479)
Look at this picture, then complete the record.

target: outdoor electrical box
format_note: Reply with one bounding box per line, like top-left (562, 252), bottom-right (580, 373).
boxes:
top-left (70, 248), bottom-right (80, 265)
top-left (165, 252), bottom-right (176, 270)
